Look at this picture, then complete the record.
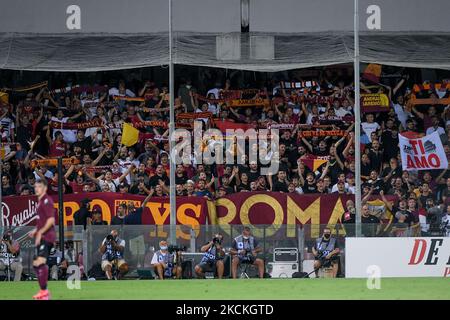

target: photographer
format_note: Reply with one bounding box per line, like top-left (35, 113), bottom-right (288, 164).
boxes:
top-left (441, 204), bottom-right (450, 237)
top-left (0, 230), bottom-right (23, 281)
top-left (99, 230), bottom-right (128, 280)
top-left (194, 233), bottom-right (225, 279)
top-left (150, 240), bottom-right (182, 280)
top-left (312, 227), bottom-right (340, 278)
top-left (230, 227), bottom-right (264, 279)
top-left (425, 199), bottom-right (445, 235)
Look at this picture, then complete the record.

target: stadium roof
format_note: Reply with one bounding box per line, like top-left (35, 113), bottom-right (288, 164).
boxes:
top-left (0, 0), bottom-right (449, 71)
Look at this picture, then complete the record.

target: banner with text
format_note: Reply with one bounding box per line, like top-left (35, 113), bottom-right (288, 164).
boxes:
top-left (399, 131), bottom-right (448, 171)
top-left (1, 192), bottom-right (393, 238)
top-left (346, 237), bottom-right (450, 278)
top-left (361, 93), bottom-right (390, 113)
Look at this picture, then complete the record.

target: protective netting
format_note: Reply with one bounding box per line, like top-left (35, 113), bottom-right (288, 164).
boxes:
top-left (358, 32), bottom-right (450, 70)
top-left (173, 32), bottom-right (354, 72)
top-left (1, 0), bottom-right (450, 72)
top-left (0, 33), bottom-right (169, 72)
top-left (2, 31), bottom-right (450, 72)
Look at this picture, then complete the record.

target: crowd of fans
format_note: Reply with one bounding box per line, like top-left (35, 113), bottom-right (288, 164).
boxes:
top-left (1, 66), bottom-right (449, 234)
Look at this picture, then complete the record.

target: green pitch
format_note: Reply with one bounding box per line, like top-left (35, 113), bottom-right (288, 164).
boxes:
top-left (0, 278), bottom-right (449, 300)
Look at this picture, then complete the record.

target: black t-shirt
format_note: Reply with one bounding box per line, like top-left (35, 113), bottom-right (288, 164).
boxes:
top-left (303, 181), bottom-right (317, 194)
top-left (381, 167), bottom-right (402, 180)
top-left (124, 208), bottom-right (143, 225)
top-left (73, 137), bottom-right (93, 155)
top-left (381, 131), bottom-right (399, 162)
top-left (313, 147), bottom-right (329, 157)
top-left (175, 173), bottom-right (188, 185)
top-left (362, 214), bottom-right (380, 224)
top-left (272, 179), bottom-right (289, 192)
top-left (419, 194), bottom-right (434, 207)
top-left (2, 186), bottom-right (16, 196)
top-left (237, 182), bottom-right (251, 192)
top-left (223, 186), bottom-right (235, 194)
top-left (369, 179), bottom-right (385, 194)
top-left (247, 170), bottom-right (260, 183)
top-left (73, 208), bottom-right (91, 228)
top-left (361, 214), bottom-right (380, 236)
top-left (280, 137), bottom-right (296, 152)
top-left (361, 162), bottom-right (371, 178)
top-left (368, 150), bottom-right (383, 173)
top-left (393, 208), bottom-right (419, 225)
top-left (327, 159), bottom-right (343, 184)
top-left (111, 216), bottom-right (125, 225)
top-left (16, 124), bottom-right (32, 150)
top-left (149, 174), bottom-right (170, 188)
top-left (342, 211), bottom-right (356, 224)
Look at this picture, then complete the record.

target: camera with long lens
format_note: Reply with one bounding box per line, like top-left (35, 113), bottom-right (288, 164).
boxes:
top-left (245, 252), bottom-right (256, 264)
top-left (106, 234), bottom-right (114, 243)
top-left (168, 244), bottom-right (187, 254)
top-left (317, 251), bottom-right (332, 268)
top-left (212, 237), bottom-right (222, 245)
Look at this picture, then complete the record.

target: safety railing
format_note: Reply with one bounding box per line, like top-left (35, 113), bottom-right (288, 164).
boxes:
top-left (0, 223), bottom-right (447, 281)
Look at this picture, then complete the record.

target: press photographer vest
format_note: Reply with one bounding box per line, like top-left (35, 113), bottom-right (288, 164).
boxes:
top-left (200, 245), bottom-right (218, 264)
top-left (315, 237), bottom-right (336, 256)
top-left (101, 237), bottom-right (124, 261)
top-left (155, 250), bottom-right (172, 265)
top-left (0, 242), bottom-right (20, 263)
top-left (234, 235), bottom-right (255, 252)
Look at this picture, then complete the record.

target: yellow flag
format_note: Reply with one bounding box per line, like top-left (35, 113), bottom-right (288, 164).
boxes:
top-left (313, 159), bottom-right (328, 171)
top-left (0, 91), bottom-right (8, 105)
top-left (121, 123), bottom-right (139, 146)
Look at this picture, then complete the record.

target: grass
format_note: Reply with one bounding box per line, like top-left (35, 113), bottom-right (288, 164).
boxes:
top-left (0, 278), bottom-right (448, 300)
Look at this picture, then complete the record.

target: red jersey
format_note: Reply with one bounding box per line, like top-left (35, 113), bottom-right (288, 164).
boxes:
top-left (36, 194), bottom-right (56, 243)
top-left (49, 140), bottom-right (66, 157)
top-left (47, 178), bottom-right (59, 195)
top-left (69, 181), bottom-right (85, 193)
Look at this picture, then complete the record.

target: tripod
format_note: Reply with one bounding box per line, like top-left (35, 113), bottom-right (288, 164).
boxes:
top-left (301, 258), bottom-right (333, 278)
top-left (6, 254), bottom-right (11, 282)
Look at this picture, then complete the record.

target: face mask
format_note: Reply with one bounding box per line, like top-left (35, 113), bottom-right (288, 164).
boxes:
top-left (324, 234), bottom-right (331, 239)
top-left (160, 246), bottom-right (168, 251)
top-left (186, 85), bottom-right (192, 89)
top-left (243, 236), bottom-right (249, 240)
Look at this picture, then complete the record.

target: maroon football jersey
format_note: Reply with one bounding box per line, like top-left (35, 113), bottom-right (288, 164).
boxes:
top-left (36, 194), bottom-right (56, 243)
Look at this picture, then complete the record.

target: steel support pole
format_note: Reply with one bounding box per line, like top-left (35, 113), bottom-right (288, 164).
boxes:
top-left (57, 157), bottom-right (65, 260)
top-left (354, 0), bottom-right (362, 237)
top-left (168, 0), bottom-right (177, 244)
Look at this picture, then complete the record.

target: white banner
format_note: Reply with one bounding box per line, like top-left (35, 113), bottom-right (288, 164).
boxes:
top-left (399, 131), bottom-right (448, 171)
top-left (345, 237), bottom-right (450, 278)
